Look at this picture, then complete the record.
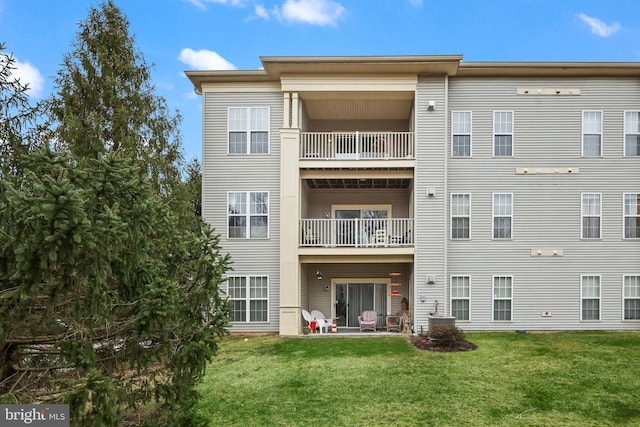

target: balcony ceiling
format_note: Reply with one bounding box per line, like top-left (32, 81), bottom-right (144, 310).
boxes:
top-left (306, 177), bottom-right (411, 189)
top-left (304, 97), bottom-right (413, 121)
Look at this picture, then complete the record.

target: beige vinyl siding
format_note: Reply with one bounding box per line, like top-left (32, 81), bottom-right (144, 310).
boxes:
top-left (202, 90), bottom-right (283, 332)
top-left (306, 188), bottom-right (411, 218)
top-left (300, 264), bottom-right (311, 315)
top-left (415, 75), bottom-right (448, 330)
top-left (446, 76), bottom-right (640, 330)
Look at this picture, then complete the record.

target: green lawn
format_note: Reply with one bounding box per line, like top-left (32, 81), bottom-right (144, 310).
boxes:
top-left (195, 332), bottom-right (640, 426)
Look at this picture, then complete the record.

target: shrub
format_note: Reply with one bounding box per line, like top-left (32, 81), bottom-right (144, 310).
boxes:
top-left (428, 325), bottom-right (465, 345)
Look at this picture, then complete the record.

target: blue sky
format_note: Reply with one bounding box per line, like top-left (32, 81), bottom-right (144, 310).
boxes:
top-left (2, 0), bottom-right (638, 162)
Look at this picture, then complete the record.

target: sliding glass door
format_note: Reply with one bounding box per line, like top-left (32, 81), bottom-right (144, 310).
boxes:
top-left (333, 206), bottom-right (390, 246)
top-left (335, 281), bottom-right (387, 327)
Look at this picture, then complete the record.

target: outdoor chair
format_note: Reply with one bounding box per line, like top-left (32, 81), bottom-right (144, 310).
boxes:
top-left (386, 314), bottom-right (401, 332)
top-left (358, 310), bottom-right (377, 332)
top-left (301, 309), bottom-right (317, 333)
top-left (374, 229), bottom-right (387, 246)
top-left (303, 227), bottom-right (319, 246)
top-left (311, 310), bottom-right (334, 333)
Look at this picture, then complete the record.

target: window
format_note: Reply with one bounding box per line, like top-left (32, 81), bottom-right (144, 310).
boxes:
top-left (582, 111), bottom-right (602, 157)
top-left (624, 194), bottom-right (640, 239)
top-left (226, 276), bottom-right (269, 322)
top-left (451, 194), bottom-right (470, 239)
top-left (581, 193), bottom-right (601, 239)
top-left (452, 111), bottom-right (472, 157)
top-left (623, 275), bottom-right (640, 320)
top-left (451, 276), bottom-right (470, 321)
top-left (624, 111), bottom-right (640, 156)
top-left (581, 275), bottom-right (600, 321)
top-left (228, 191), bottom-right (269, 238)
top-left (228, 107), bottom-right (270, 154)
top-left (492, 193), bottom-right (512, 239)
top-left (493, 111), bottom-right (513, 157)
top-left (493, 276), bottom-right (512, 321)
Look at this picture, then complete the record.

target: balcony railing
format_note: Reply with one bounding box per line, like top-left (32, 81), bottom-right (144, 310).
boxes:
top-left (300, 131), bottom-right (414, 160)
top-left (300, 218), bottom-right (413, 247)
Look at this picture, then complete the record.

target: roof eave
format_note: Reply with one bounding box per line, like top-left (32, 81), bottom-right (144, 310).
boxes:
top-left (260, 54), bottom-right (464, 77)
top-left (458, 62), bottom-right (640, 77)
top-left (185, 70), bottom-right (273, 94)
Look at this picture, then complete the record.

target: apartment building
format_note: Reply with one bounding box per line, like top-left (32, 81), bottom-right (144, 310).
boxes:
top-left (186, 55), bottom-right (640, 336)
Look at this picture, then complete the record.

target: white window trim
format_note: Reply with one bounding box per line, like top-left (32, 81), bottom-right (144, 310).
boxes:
top-left (492, 192), bottom-right (513, 240)
top-left (492, 275), bottom-right (513, 322)
top-left (581, 192), bottom-right (602, 240)
top-left (623, 193), bottom-right (640, 240)
top-left (227, 106), bottom-right (271, 155)
top-left (451, 111), bottom-right (472, 158)
top-left (224, 275), bottom-right (270, 323)
top-left (450, 193), bottom-right (471, 240)
top-left (581, 110), bottom-right (603, 157)
top-left (227, 191), bottom-right (270, 239)
top-left (580, 274), bottom-right (601, 322)
top-left (450, 275), bottom-right (471, 321)
top-left (493, 110), bottom-right (514, 157)
top-left (622, 274), bottom-right (640, 322)
top-left (623, 110), bottom-right (640, 157)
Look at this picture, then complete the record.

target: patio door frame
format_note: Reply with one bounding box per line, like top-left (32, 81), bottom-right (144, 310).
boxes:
top-left (331, 278), bottom-right (391, 328)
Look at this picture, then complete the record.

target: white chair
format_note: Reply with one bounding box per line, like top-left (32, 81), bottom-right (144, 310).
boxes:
top-left (311, 310), bottom-right (334, 333)
top-left (301, 309), bottom-right (316, 333)
top-left (375, 229), bottom-right (387, 246)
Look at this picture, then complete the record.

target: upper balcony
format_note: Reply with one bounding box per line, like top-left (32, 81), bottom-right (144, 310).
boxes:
top-left (300, 131), bottom-right (414, 161)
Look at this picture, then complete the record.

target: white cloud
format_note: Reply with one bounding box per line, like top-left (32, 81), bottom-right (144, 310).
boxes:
top-left (185, 0), bottom-right (246, 10)
top-left (578, 13), bottom-right (620, 37)
top-left (10, 59), bottom-right (45, 98)
top-left (186, 0), bottom-right (346, 26)
top-left (178, 48), bottom-right (236, 70)
top-left (255, 4), bottom-right (270, 20)
top-left (277, 0), bottom-right (346, 26)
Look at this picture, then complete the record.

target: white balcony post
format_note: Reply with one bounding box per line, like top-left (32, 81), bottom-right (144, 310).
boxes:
top-left (291, 92), bottom-right (299, 129)
top-left (283, 92), bottom-right (290, 128)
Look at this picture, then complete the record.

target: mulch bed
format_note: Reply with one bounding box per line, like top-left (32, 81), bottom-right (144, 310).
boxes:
top-left (410, 335), bottom-right (477, 352)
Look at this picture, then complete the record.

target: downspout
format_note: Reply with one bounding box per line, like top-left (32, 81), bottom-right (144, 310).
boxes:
top-left (443, 75), bottom-right (449, 316)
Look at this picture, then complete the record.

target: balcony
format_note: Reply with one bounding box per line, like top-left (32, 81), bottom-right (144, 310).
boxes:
top-left (300, 131), bottom-right (414, 160)
top-left (300, 218), bottom-right (413, 247)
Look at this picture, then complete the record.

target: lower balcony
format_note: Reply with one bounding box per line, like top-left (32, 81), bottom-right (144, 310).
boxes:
top-left (300, 218), bottom-right (413, 247)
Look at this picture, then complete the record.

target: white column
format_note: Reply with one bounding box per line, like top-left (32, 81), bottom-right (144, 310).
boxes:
top-left (283, 92), bottom-right (291, 128)
top-left (279, 127), bottom-right (301, 335)
top-left (291, 92), bottom-right (299, 129)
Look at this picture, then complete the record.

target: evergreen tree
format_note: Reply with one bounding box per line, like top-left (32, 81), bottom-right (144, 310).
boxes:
top-left (0, 149), bottom-right (231, 425)
top-left (0, 43), bottom-right (43, 178)
top-left (48, 0), bottom-right (183, 193)
top-left (185, 158), bottom-right (203, 218)
top-left (1, 2), bottom-right (232, 425)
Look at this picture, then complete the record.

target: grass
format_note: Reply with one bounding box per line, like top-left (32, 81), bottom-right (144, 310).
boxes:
top-left (195, 332), bottom-right (640, 426)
